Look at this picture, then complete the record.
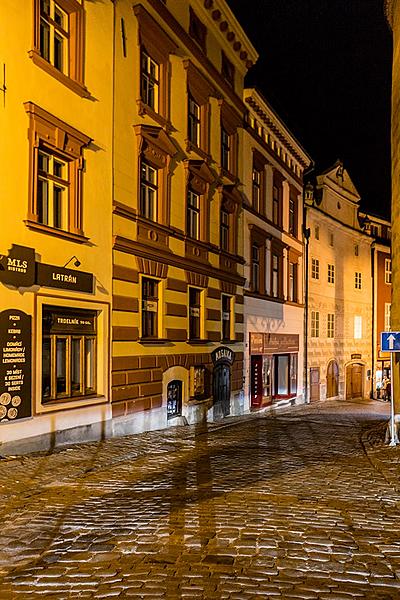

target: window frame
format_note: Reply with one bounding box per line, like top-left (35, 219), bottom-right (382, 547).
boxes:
top-left (221, 294), bottom-right (234, 342)
top-left (311, 258), bottom-right (320, 280)
top-left (288, 194), bottom-right (297, 236)
top-left (311, 311), bottom-right (320, 338)
top-left (188, 286), bottom-right (203, 341)
top-left (30, 0), bottom-right (87, 97)
top-left (187, 188), bottom-right (200, 240)
top-left (328, 264), bottom-right (335, 284)
top-left (385, 303), bottom-right (391, 331)
top-left (385, 258), bottom-right (392, 284)
top-left (355, 271), bottom-right (362, 290)
top-left (140, 49), bottom-right (160, 113)
top-left (288, 261), bottom-right (298, 302)
top-left (327, 313), bottom-right (335, 338)
top-left (140, 160), bottom-right (158, 221)
top-left (141, 276), bottom-right (160, 339)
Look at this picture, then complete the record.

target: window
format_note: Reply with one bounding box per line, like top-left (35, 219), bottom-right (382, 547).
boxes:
top-left (252, 167), bottom-right (261, 212)
top-left (288, 262), bottom-right (297, 302)
top-left (327, 314), bottom-right (335, 338)
top-left (140, 161), bottom-right (157, 221)
top-left (189, 287), bottom-right (201, 340)
top-left (37, 150), bottom-right (68, 229)
top-left (271, 253), bottom-right (279, 298)
top-left (355, 272), bottom-right (362, 290)
top-left (221, 52), bottom-right (235, 87)
top-left (311, 311), bottom-right (320, 338)
top-left (314, 225), bottom-right (319, 240)
top-left (370, 224), bottom-right (379, 237)
top-left (222, 295), bottom-right (233, 341)
top-left (329, 232), bottom-right (334, 246)
top-left (354, 315), bottom-right (362, 339)
top-left (354, 244), bottom-right (359, 257)
top-left (189, 7), bottom-right (207, 51)
top-left (188, 95), bottom-right (201, 147)
top-left (289, 195), bottom-right (297, 236)
top-left (385, 258), bottom-right (392, 284)
top-left (221, 127), bottom-right (230, 171)
top-left (311, 258), bottom-right (320, 280)
top-left (252, 244), bottom-right (260, 292)
top-left (25, 102), bottom-right (90, 240)
top-left (142, 278), bottom-right (159, 338)
top-left (385, 303), bottom-right (391, 331)
top-left (141, 50), bottom-right (159, 112)
top-left (328, 264), bottom-right (335, 284)
top-left (187, 189), bottom-right (200, 239)
top-left (220, 208), bottom-right (229, 251)
top-left (30, 0), bottom-right (85, 95)
top-left (272, 185), bottom-right (280, 226)
top-left (42, 306), bottom-right (97, 402)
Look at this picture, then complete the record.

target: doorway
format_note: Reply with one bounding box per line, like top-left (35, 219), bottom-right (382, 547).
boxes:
top-left (310, 367), bottom-right (320, 402)
top-left (326, 360), bottom-right (339, 398)
top-left (346, 364), bottom-right (363, 399)
top-left (213, 364), bottom-right (231, 417)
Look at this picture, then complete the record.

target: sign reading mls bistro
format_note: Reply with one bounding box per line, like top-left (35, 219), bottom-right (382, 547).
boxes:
top-left (0, 309), bottom-right (32, 422)
top-left (211, 346), bottom-right (235, 366)
top-left (0, 245), bottom-right (36, 288)
top-left (36, 263), bottom-right (94, 294)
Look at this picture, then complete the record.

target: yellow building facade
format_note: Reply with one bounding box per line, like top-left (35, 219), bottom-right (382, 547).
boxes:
top-left (111, 0), bottom-right (258, 432)
top-left (0, 0), bottom-right (114, 453)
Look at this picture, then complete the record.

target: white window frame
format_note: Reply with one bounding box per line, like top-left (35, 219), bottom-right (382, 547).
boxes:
top-left (311, 258), bottom-right (320, 280)
top-left (385, 259), bottom-right (392, 284)
top-left (327, 313), bottom-right (335, 338)
top-left (385, 303), bottom-right (391, 331)
top-left (328, 264), bottom-right (335, 284)
top-left (311, 311), bottom-right (320, 338)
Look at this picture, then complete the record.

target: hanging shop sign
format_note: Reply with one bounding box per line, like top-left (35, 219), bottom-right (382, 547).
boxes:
top-left (0, 309), bottom-right (32, 422)
top-left (211, 346), bottom-right (235, 366)
top-left (0, 245), bottom-right (36, 288)
top-left (36, 263), bottom-right (94, 293)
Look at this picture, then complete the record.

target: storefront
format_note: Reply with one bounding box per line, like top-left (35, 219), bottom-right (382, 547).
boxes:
top-left (249, 332), bottom-right (299, 409)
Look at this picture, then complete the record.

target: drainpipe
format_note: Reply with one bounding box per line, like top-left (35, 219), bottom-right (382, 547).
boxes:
top-left (303, 177), bottom-right (314, 403)
top-left (371, 244), bottom-right (375, 398)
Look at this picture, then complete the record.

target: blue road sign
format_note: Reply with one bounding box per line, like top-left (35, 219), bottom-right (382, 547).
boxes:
top-left (381, 331), bottom-right (400, 352)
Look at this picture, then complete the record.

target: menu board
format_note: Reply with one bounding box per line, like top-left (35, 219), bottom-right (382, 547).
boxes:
top-left (0, 309), bottom-right (32, 422)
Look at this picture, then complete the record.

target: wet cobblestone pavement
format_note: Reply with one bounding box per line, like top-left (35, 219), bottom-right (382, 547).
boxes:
top-left (0, 399), bottom-right (399, 599)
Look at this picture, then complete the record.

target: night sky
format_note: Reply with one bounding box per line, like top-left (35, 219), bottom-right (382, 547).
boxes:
top-left (227, 0), bottom-right (393, 218)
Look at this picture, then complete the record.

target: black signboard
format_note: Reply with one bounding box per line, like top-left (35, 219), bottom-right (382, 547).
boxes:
top-left (36, 263), bottom-right (94, 293)
top-left (0, 309), bottom-right (32, 422)
top-left (45, 311), bottom-right (96, 334)
top-left (0, 245), bottom-right (36, 288)
top-left (211, 346), bottom-right (235, 366)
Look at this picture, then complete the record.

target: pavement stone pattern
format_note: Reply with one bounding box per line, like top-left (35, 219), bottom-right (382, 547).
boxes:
top-left (0, 399), bottom-right (399, 598)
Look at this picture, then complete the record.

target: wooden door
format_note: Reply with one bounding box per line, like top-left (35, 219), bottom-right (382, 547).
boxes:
top-left (326, 360), bottom-right (339, 398)
top-left (346, 364), bottom-right (363, 399)
top-left (310, 367), bottom-right (320, 402)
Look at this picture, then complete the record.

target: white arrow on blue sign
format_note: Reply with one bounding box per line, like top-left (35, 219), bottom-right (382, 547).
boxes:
top-left (381, 331), bottom-right (400, 352)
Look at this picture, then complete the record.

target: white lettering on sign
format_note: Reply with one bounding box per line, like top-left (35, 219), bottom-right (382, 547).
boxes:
top-left (7, 258), bottom-right (28, 272)
top-left (52, 273), bottom-right (77, 284)
top-left (215, 349), bottom-right (233, 362)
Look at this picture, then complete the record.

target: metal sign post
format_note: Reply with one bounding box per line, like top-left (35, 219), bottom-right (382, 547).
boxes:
top-left (381, 332), bottom-right (400, 447)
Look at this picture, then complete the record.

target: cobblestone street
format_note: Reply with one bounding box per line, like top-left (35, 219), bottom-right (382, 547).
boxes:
top-left (0, 400), bottom-right (400, 599)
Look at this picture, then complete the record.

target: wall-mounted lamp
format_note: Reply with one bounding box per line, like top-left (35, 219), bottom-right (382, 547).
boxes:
top-left (63, 255), bottom-right (81, 268)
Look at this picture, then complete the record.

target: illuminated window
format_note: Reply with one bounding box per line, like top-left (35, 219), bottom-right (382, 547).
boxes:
top-left (187, 189), bottom-right (200, 240)
top-left (327, 313), bottom-right (335, 338)
top-left (385, 303), bottom-right (391, 331)
top-left (141, 278), bottom-right (159, 339)
top-left (354, 315), bottom-right (362, 339)
top-left (37, 150), bottom-right (68, 229)
top-left (188, 95), bottom-right (201, 147)
top-left (189, 287), bottom-right (201, 340)
top-left (311, 258), bottom-right (320, 280)
top-left (222, 295), bottom-right (233, 341)
top-left (311, 311), bottom-right (320, 338)
top-left (220, 208), bottom-right (229, 251)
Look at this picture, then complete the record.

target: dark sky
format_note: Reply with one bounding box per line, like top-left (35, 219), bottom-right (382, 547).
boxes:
top-left (228, 0), bottom-right (393, 218)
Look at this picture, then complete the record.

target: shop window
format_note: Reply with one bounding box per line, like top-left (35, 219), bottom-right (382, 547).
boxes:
top-left (327, 313), bottom-right (335, 338)
top-left (30, 0), bottom-right (86, 96)
top-left (222, 294), bottom-right (233, 341)
top-left (187, 188), bottom-right (200, 240)
top-left (140, 161), bottom-right (158, 221)
top-left (189, 7), bottom-right (207, 51)
top-left (385, 258), bottom-right (392, 284)
top-left (167, 380), bottom-right (182, 419)
top-left (328, 264), bottom-right (335, 284)
top-left (42, 307), bottom-right (97, 402)
top-left (25, 102), bottom-right (90, 241)
top-left (189, 287), bottom-right (202, 340)
top-left (140, 50), bottom-right (159, 112)
top-left (355, 271), bottom-right (362, 290)
top-left (141, 277), bottom-right (159, 339)
top-left (311, 258), bottom-right (320, 280)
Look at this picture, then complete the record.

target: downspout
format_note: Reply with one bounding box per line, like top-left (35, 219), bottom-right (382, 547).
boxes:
top-left (303, 176), bottom-right (313, 403)
top-left (371, 243), bottom-right (375, 398)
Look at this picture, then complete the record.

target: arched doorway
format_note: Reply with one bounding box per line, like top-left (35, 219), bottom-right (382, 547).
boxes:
top-left (326, 360), bottom-right (339, 398)
top-left (213, 363), bottom-right (231, 417)
top-left (346, 363), bottom-right (364, 399)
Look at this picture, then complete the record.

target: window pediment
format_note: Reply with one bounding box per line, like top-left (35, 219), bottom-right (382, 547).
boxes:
top-left (133, 4), bottom-right (177, 63)
top-left (185, 160), bottom-right (215, 194)
top-left (184, 60), bottom-right (216, 105)
top-left (134, 125), bottom-right (176, 169)
top-left (220, 100), bottom-right (242, 134)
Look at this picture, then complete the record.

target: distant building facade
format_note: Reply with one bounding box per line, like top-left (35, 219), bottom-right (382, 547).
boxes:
top-left (305, 163), bottom-right (373, 402)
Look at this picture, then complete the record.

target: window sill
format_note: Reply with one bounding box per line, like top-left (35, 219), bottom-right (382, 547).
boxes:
top-left (139, 338), bottom-right (170, 345)
top-left (186, 140), bottom-right (211, 163)
top-left (187, 339), bottom-right (211, 345)
top-left (38, 394), bottom-right (106, 414)
top-left (25, 220), bottom-right (90, 244)
top-left (29, 50), bottom-right (91, 98)
top-left (137, 100), bottom-right (172, 130)
top-left (222, 339), bottom-right (236, 344)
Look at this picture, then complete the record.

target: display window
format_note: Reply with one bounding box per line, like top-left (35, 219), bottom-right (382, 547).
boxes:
top-left (42, 306), bottom-right (97, 402)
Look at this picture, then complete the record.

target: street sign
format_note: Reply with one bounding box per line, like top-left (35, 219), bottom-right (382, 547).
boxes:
top-left (381, 331), bottom-right (400, 352)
